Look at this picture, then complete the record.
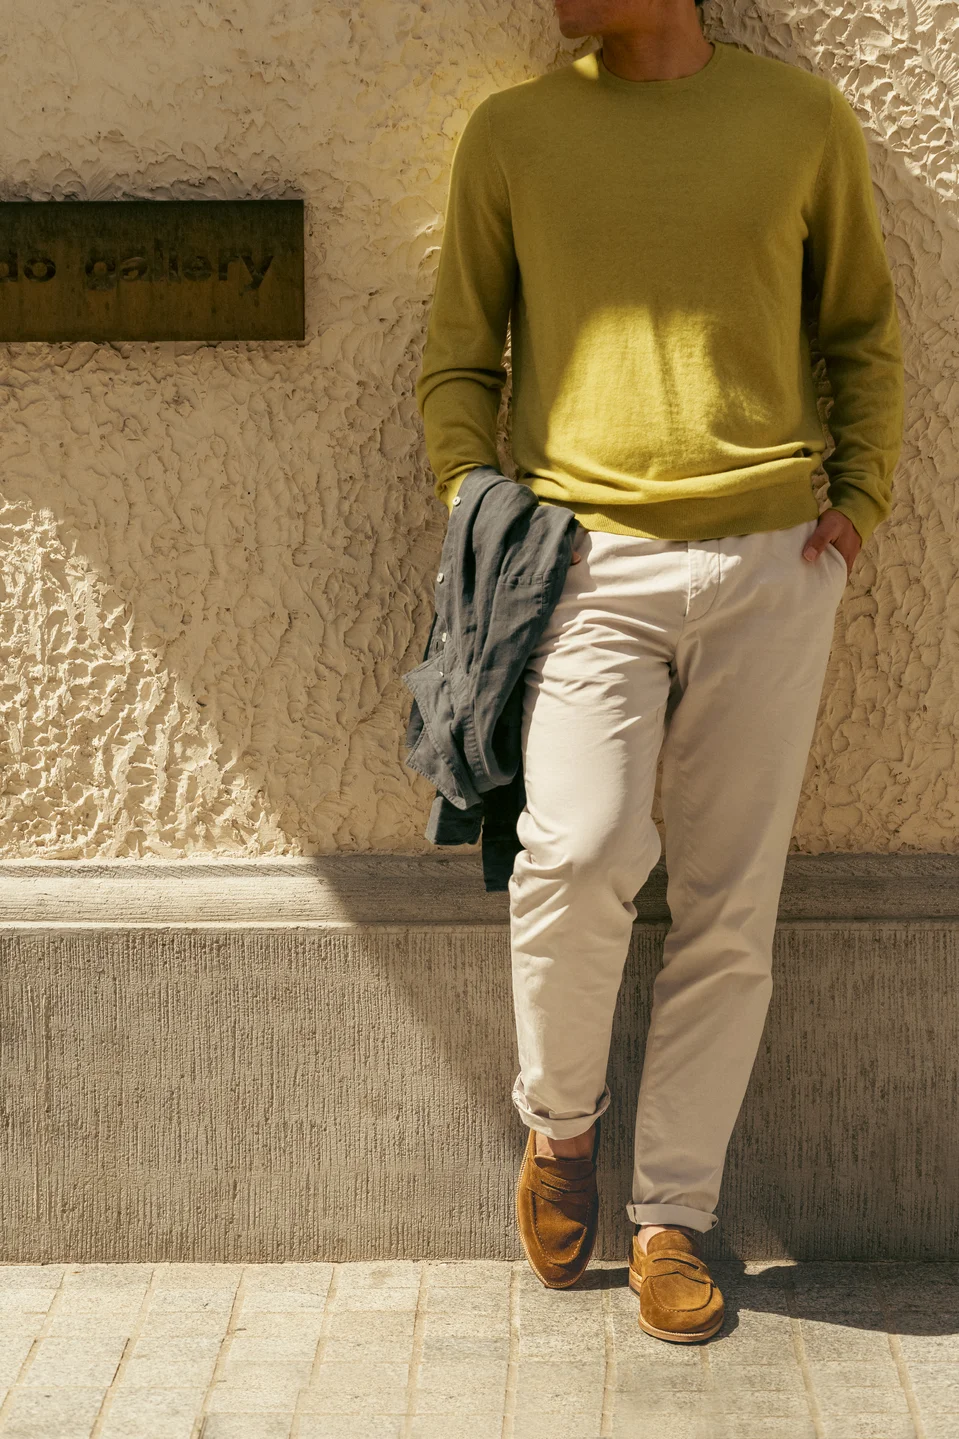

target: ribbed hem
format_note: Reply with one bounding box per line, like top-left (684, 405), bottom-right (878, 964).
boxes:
top-left (438, 464), bottom-right (497, 513)
top-left (542, 473), bottom-right (819, 541)
top-left (627, 1202), bottom-right (719, 1233)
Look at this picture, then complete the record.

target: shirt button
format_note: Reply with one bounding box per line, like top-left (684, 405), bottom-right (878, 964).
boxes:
top-left (436, 572), bottom-right (444, 582)
top-left (452, 496), bottom-right (462, 506)
top-left (441, 632), bottom-right (448, 642)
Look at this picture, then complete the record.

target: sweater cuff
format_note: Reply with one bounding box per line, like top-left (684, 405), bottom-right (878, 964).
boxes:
top-left (825, 479), bottom-right (889, 548)
top-left (438, 465), bottom-right (503, 514)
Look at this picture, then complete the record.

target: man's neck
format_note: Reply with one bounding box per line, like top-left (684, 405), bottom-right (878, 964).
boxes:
top-left (600, 18), bottom-right (714, 83)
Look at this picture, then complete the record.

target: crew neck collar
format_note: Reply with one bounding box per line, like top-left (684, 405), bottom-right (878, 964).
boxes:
top-left (589, 39), bottom-right (725, 94)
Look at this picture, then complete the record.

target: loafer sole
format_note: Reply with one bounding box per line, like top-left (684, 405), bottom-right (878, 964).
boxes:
top-left (628, 1266), bottom-right (724, 1343)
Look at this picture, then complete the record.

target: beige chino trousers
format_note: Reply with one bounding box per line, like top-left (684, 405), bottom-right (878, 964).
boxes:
top-left (508, 514), bottom-right (847, 1232)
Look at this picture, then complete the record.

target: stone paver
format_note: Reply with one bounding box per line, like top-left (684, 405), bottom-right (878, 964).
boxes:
top-left (0, 1260), bottom-right (955, 1435)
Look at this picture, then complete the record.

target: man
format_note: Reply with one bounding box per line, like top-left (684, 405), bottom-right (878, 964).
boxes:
top-left (416, 0), bottom-right (904, 1341)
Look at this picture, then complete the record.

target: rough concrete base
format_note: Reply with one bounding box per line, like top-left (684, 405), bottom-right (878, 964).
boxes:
top-left (3, 857), bottom-right (958, 1262)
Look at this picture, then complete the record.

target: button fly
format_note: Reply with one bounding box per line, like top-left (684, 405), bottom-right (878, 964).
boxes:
top-left (684, 541), bottom-right (722, 622)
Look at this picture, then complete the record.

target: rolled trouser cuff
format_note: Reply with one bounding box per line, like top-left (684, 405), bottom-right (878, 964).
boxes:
top-left (626, 1202), bottom-right (719, 1233)
top-left (512, 1078), bottom-right (611, 1141)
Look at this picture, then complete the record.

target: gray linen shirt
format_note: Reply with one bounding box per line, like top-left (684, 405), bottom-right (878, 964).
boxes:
top-left (402, 466), bottom-right (579, 890)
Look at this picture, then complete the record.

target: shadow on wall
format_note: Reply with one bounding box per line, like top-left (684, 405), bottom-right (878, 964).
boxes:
top-left (4, 857), bottom-right (958, 1268)
top-left (3, 12), bottom-right (957, 1271)
top-left (2, 14), bottom-right (953, 865)
top-left (355, 23), bottom-right (958, 1264)
top-left (340, 875), bottom-right (959, 1268)
top-left (348, 49), bottom-right (957, 1262)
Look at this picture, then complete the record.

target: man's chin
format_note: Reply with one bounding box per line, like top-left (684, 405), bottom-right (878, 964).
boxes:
top-left (556, 19), bottom-right (592, 38)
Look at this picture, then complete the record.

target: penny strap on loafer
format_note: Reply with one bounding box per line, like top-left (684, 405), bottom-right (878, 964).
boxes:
top-left (524, 1159), bottom-right (596, 1205)
top-left (645, 1250), bottom-right (714, 1286)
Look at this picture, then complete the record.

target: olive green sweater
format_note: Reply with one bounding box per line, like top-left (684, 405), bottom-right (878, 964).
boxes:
top-left (416, 41), bottom-right (904, 544)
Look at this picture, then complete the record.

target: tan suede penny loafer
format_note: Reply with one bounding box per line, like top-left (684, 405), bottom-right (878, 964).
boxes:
top-left (628, 1227), bottom-right (725, 1342)
top-left (515, 1124), bottom-right (599, 1289)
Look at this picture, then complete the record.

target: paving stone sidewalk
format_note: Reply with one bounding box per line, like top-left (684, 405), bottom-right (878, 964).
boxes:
top-left (0, 1259), bottom-right (956, 1438)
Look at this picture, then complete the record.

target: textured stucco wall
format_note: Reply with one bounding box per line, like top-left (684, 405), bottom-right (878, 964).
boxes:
top-left (0, 1), bottom-right (956, 858)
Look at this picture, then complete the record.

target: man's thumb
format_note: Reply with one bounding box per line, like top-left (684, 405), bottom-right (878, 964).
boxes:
top-left (803, 527), bottom-right (831, 562)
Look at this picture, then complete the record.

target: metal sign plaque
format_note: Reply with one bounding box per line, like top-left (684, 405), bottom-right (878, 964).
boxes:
top-left (0, 200), bottom-right (304, 341)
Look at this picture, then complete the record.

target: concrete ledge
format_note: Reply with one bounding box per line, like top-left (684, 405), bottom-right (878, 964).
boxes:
top-left (2, 855), bottom-right (958, 1264)
top-left (2, 852), bottom-right (958, 926)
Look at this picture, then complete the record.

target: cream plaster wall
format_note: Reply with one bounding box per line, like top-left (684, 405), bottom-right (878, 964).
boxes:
top-left (0, 0), bottom-right (955, 858)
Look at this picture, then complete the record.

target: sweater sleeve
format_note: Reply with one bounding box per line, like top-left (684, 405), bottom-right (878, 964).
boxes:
top-left (804, 85), bottom-right (905, 546)
top-left (415, 96), bottom-right (518, 511)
